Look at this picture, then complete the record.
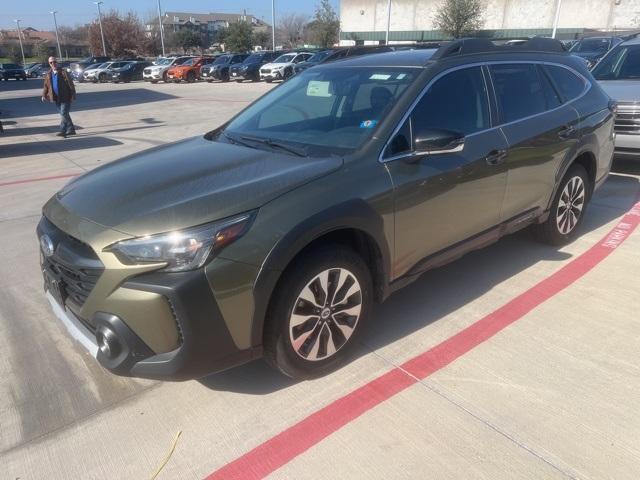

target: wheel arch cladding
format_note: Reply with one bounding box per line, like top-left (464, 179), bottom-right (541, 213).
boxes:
top-left (250, 199), bottom-right (391, 347)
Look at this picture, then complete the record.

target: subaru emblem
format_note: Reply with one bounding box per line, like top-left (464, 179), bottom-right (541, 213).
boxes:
top-left (40, 235), bottom-right (55, 257)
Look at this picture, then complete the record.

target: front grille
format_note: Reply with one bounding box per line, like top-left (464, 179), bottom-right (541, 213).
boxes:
top-left (615, 102), bottom-right (640, 135)
top-left (38, 217), bottom-right (104, 308)
top-left (260, 69), bottom-right (271, 74)
top-left (143, 68), bottom-right (151, 75)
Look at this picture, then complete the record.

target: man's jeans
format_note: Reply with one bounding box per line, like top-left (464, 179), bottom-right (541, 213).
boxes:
top-left (57, 102), bottom-right (75, 134)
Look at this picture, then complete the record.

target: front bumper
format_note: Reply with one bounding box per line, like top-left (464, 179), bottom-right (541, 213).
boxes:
top-left (614, 133), bottom-right (640, 157)
top-left (201, 69), bottom-right (224, 80)
top-left (230, 69), bottom-right (255, 81)
top-left (38, 214), bottom-right (261, 380)
top-left (143, 71), bottom-right (164, 80)
top-left (260, 70), bottom-right (282, 81)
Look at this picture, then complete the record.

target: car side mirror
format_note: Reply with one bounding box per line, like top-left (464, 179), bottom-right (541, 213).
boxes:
top-left (414, 128), bottom-right (465, 154)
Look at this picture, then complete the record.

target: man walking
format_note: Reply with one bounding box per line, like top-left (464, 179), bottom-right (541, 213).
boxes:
top-left (41, 56), bottom-right (76, 138)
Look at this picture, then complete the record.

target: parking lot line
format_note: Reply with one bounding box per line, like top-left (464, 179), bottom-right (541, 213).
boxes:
top-left (206, 192), bottom-right (640, 480)
top-left (0, 173), bottom-right (79, 188)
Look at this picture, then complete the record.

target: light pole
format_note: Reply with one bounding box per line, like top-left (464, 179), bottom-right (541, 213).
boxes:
top-left (94, 1), bottom-right (107, 56)
top-left (50, 11), bottom-right (63, 59)
top-left (551, 0), bottom-right (563, 39)
top-left (156, 0), bottom-right (166, 57)
top-left (385, 0), bottom-right (391, 45)
top-left (13, 19), bottom-right (26, 67)
top-left (271, 0), bottom-right (276, 51)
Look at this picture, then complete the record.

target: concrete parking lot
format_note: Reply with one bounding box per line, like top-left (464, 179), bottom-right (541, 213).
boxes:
top-left (1, 78), bottom-right (639, 479)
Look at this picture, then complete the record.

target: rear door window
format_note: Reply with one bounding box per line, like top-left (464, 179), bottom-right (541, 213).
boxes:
top-left (490, 64), bottom-right (548, 123)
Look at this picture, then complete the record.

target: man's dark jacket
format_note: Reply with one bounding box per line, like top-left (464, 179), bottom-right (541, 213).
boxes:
top-left (42, 68), bottom-right (76, 103)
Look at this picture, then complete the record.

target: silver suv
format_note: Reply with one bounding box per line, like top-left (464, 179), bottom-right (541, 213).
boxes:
top-left (592, 36), bottom-right (640, 158)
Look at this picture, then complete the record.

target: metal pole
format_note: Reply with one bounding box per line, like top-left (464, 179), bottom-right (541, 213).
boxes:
top-left (385, 0), bottom-right (391, 44)
top-left (157, 0), bottom-right (165, 57)
top-left (94, 1), bottom-right (107, 56)
top-left (14, 19), bottom-right (26, 67)
top-left (551, 0), bottom-right (563, 39)
top-left (271, 0), bottom-right (276, 51)
top-left (50, 11), bottom-right (63, 59)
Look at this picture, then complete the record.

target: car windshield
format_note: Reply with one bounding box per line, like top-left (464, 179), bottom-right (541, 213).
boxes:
top-left (571, 38), bottom-right (610, 53)
top-left (592, 45), bottom-right (640, 80)
top-left (213, 56), bottom-right (230, 65)
top-left (273, 53), bottom-right (296, 63)
top-left (308, 51), bottom-right (332, 63)
top-left (155, 58), bottom-right (172, 65)
top-left (181, 58), bottom-right (197, 66)
top-left (221, 67), bottom-right (418, 156)
top-left (244, 54), bottom-right (266, 64)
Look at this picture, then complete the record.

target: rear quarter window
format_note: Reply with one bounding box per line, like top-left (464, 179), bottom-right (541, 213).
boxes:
top-left (543, 65), bottom-right (586, 102)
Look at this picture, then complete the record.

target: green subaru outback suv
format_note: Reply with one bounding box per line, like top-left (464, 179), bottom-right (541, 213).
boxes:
top-left (38, 38), bottom-right (614, 380)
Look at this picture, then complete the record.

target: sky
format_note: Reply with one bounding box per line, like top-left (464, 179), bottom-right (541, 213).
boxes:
top-left (1, 0), bottom-right (340, 30)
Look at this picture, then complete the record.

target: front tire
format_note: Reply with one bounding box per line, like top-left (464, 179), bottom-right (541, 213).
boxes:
top-left (264, 245), bottom-right (373, 379)
top-left (532, 164), bottom-right (590, 245)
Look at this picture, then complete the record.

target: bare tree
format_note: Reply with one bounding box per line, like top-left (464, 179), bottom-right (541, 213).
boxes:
top-left (278, 13), bottom-right (308, 48)
top-left (434, 0), bottom-right (484, 39)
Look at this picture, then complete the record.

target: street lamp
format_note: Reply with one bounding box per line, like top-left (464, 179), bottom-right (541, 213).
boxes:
top-left (271, 0), bottom-right (276, 51)
top-left (93, 1), bottom-right (107, 56)
top-left (385, 0), bottom-right (391, 45)
top-left (13, 19), bottom-right (26, 67)
top-left (156, 0), bottom-right (166, 57)
top-left (551, 0), bottom-right (563, 39)
top-left (50, 11), bottom-right (63, 59)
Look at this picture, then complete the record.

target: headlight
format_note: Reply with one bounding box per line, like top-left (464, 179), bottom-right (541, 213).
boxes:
top-left (107, 213), bottom-right (254, 272)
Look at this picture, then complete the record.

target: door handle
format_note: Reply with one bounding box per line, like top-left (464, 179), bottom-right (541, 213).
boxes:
top-left (558, 125), bottom-right (576, 139)
top-left (485, 149), bottom-right (507, 166)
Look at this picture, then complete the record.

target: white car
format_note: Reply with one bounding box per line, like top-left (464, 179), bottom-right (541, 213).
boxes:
top-left (83, 61), bottom-right (131, 83)
top-left (259, 52), bottom-right (314, 82)
top-left (143, 56), bottom-right (193, 83)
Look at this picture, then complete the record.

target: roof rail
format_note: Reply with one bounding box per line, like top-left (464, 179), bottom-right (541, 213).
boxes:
top-left (431, 37), bottom-right (567, 61)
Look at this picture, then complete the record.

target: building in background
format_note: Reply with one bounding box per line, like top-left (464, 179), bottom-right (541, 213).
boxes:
top-left (0, 27), bottom-right (89, 59)
top-left (340, 0), bottom-right (640, 44)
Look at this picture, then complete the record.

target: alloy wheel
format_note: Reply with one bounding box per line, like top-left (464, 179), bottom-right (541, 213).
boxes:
top-left (288, 268), bottom-right (362, 361)
top-left (556, 176), bottom-right (585, 234)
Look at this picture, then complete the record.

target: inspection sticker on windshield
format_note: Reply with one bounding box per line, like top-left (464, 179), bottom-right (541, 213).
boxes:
top-left (360, 120), bottom-right (378, 129)
top-left (370, 73), bottom-right (391, 80)
top-left (307, 80), bottom-right (332, 97)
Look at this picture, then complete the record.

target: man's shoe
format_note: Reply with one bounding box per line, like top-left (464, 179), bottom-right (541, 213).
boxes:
top-left (66, 130), bottom-right (77, 136)
top-left (56, 132), bottom-right (66, 137)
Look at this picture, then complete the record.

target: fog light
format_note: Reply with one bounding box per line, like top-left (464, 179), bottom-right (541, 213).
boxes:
top-left (96, 327), bottom-right (120, 359)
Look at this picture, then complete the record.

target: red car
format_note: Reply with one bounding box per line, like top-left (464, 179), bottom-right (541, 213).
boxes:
top-left (166, 56), bottom-right (217, 83)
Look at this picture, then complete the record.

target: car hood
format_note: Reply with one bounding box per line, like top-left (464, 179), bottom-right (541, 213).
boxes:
top-left (262, 62), bottom-right (290, 69)
top-left (598, 80), bottom-right (640, 103)
top-left (52, 135), bottom-right (343, 236)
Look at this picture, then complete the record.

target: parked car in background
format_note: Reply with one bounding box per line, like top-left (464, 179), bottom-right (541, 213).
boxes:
top-left (108, 61), bottom-right (152, 83)
top-left (36, 38), bottom-right (614, 381)
top-left (293, 45), bottom-right (393, 75)
top-left (26, 62), bottom-right (47, 78)
top-left (84, 61), bottom-right (132, 83)
top-left (592, 36), bottom-right (640, 158)
top-left (166, 56), bottom-right (216, 83)
top-left (570, 36), bottom-right (623, 68)
top-left (70, 56), bottom-right (111, 80)
top-left (201, 54), bottom-right (249, 82)
top-left (143, 56), bottom-right (193, 83)
top-left (0, 63), bottom-right (27, 81)
top-left (260, 52), bottom-right (314, 82)
top-left (229, 51), bottom-right (282, 82)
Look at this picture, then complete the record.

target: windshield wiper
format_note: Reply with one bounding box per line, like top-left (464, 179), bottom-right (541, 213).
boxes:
top-left (239, 135), bottom-right (307, 157)
top-left (221, 132), bottom-right (256, 149)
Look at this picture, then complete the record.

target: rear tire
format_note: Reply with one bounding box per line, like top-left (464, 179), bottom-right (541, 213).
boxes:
top-left (187, 71), bottom-right (195, 83)
top-left (532, 164), bottom-right (590, 246)
top-left (264, 245), bottom-right (373, 379)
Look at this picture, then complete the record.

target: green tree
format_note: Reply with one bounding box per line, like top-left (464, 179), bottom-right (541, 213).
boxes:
top-left (309, 0), bottom-right (339, 48)
top-left (222, 21), bottom-right (253, 53)
top-left (88, 10), bottom-right (145, 56)
top-left (252, 30), bottom-right (271, 50)
top-left (33, 40), bottom-right (51, 62)
top-left (171, 29), bottom-right (203, 53)
top-left (7, 44), bottom-right (22, 64)
top-left (434, 0), bottom-right (484, 39)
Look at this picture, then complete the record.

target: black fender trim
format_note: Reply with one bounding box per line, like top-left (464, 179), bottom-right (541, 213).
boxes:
top-left (249, 199), bottom-right (391, 347)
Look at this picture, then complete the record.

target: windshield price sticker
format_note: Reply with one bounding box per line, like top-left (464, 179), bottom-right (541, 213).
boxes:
top-left (370, 73), bottom-right (391, 80)
top-left (307, 80), bottom-right (332, 97)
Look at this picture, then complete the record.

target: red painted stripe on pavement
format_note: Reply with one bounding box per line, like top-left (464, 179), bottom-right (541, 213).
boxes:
top-left (206, 195), bottom-right (640, 480)
top-left (0, 173), bottom-right (79, 188)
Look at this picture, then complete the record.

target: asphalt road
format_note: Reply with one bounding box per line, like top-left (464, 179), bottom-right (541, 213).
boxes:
top-left (1, 78), bottom-right (639, 479)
